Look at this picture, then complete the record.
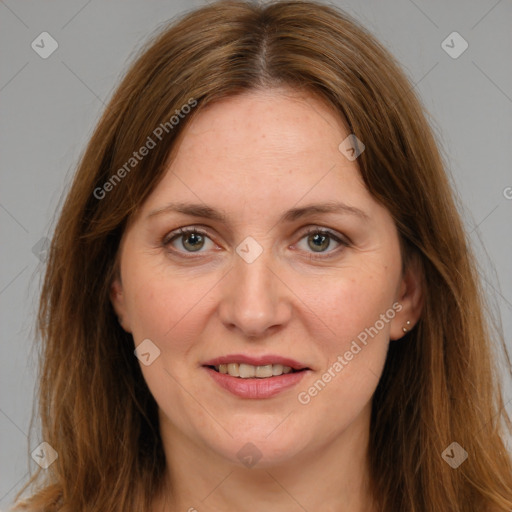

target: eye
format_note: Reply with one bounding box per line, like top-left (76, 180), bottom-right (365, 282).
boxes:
top-left (295, 227), bottom-right (349, 258)
top-left (163, 227), bottom-right (216, 254)
top-left (162, 226), bottom-right (350, 259)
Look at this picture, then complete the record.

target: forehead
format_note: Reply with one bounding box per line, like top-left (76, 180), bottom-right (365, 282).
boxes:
top-left (141, 88), bottom-right (376, 219)
top-left (179, 88), bottom-right (352, 169)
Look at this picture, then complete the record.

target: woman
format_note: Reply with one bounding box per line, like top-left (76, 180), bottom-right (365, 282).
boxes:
top-left (12, 1), bottom-right (512, 511)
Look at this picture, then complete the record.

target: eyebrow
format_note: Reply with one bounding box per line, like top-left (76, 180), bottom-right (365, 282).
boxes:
top-left (147, 200), bottom-right (370, 223)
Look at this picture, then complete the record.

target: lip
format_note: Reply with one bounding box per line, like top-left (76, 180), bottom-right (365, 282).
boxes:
top-left (204, 366), bottom-right (309, 399)
top-left (202, 354), bottom-right (309, 370)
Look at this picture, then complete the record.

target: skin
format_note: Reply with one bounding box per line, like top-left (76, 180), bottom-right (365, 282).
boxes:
top-left (111, 88), bottom-right (423, 512)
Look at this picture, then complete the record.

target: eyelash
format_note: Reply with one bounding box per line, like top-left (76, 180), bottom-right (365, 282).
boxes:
top-left (162, 226), bottom-right (350, 260)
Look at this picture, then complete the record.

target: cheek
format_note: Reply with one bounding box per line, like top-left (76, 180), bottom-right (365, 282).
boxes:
top-left (123, 260), bottom-right (214, 345)
top-left (296, 275), bottom-right (394, 423)
top-left (301, 269), bottom-right (397, 350)
top-left (299, 271), bottom-right (395, 393)
top-left (124, 269), bottom-right (214, 411)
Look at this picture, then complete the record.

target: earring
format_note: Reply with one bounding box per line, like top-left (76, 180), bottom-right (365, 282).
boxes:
top-left (402, 320), bottom-right (411, 333)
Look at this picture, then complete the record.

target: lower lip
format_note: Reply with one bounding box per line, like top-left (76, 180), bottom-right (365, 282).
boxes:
top-left (204, 367), bottom-right (308, 399)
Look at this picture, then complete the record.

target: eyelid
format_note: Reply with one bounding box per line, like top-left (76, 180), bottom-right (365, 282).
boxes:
top-left (162, 226), bottom-right (211, 245)
top-left (298, 226), bottom-right (350, 244)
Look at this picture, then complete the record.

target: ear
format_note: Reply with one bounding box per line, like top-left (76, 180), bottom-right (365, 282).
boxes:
top-left (389, 253), bottom-right (424, 340)
top-left (110, 275), bottom-right (132, 333)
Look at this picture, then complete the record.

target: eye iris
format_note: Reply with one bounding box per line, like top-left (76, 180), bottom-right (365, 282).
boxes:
top-left (308, 232), bottom-right (330, 252)
top-left (182, 232), bottom-right (204, 252)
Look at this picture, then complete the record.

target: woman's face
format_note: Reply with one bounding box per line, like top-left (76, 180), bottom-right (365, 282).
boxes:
top-left (111, 88), bottom-right (421, 468)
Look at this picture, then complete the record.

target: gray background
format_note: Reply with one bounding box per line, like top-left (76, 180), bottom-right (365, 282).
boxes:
top-left (1, 0), bottom-right (511, 507)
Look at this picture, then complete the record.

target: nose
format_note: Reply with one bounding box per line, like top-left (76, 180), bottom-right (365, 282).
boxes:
top-left (217, 247), bottom-right (292, 339)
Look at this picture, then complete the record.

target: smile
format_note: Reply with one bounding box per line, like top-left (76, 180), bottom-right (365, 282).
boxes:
top-left (210, 363), bottom-right (301, 378)
top-left (202, 354), bottom-right (310, 399)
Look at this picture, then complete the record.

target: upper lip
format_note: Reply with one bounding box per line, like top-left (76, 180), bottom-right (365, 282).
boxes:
top-left (203, 354), bottom-right (309, 370)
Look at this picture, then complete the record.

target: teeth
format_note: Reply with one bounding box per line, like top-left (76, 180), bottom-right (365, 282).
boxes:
top-left (227, 363), bottom-right (239, 377)
top-left (255, 364), bottom-right (273, 378)
top-left (272, 364), bottom-right (283, 375)
top-left (213, 363), bottom-right (296, 378)
top-left (239, 363), bottom-right (256, 378)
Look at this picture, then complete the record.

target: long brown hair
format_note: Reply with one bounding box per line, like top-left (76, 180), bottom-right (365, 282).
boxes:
top-left (13, 1), bottom-right (512, 510)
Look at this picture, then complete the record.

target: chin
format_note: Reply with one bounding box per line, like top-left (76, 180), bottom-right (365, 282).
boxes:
top-left (212, 431), bottom-right (310, 469)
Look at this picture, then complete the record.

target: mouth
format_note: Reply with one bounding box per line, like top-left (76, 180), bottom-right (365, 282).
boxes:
top-left (202, 355), bottom-right (311, 399)
top-left (206, 363), bottom-right (307, 379)
top-left (202, 354), bottom-right (310, 378)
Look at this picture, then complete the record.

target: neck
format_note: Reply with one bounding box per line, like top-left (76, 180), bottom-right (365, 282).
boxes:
top-left (153, 403), bottom-right (377, 512)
